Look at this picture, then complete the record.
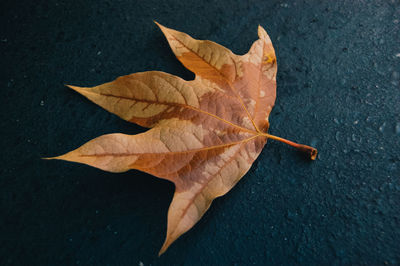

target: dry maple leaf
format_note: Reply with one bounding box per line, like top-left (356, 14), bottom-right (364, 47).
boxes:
top-left (47, 22), bottom-right (317, 255)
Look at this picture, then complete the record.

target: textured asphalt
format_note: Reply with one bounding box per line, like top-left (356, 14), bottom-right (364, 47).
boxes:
top-left (1, 0), bottom-right (399, 265)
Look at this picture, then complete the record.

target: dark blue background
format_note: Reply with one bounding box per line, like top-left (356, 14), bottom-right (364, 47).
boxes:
top-left (1, 0), bottom-right (399, 265)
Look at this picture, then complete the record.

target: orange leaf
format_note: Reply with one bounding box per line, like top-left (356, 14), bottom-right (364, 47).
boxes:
top-left (47, 22), bottom-right (317, 255)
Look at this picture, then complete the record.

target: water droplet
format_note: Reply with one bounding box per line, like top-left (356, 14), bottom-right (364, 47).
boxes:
top-left (97, 51), bottom-right (102, 55)
top-left (310, 138), bottom-right (318, 147)
top-left (334, 118), bottom-right (339, 124)
top-left (353, 120), bottom-right (359, 125)
top-left (286, 210), bottom-right (296, 220)
top-left (387, 162), bottom-right (397, 171)
top-left (335, 131), bottom-right (341, 142)
top-left (366, 116), bottom-right (372, 122)
top-left (396, 122), bottom-right (400, 135)
top-left (379, 122), bottom-right (386, 133)
top-left (40, 100), bottom-right (44, 106)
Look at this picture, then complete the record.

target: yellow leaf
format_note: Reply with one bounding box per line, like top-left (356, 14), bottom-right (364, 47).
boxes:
top-left (47, 22), bottom-right (317, 255)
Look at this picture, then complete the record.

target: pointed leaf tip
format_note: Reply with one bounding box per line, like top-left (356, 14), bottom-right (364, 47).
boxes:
top-left (158, 241), bottom-right (169, 257)
top-left (42, 154), bottom-right (65, 161)
top-left (257, 25), bottom-right (267, 38)
top-left (66, 84), bottom-right (84, 91)
top-left (154, 21), bottom-right (166, 31)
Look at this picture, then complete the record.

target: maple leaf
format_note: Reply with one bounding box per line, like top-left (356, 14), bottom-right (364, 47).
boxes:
top-left (47, 22), bottom-right (317, 255)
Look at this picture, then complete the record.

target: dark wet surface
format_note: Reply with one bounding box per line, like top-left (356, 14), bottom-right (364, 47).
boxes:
top-left (1, 0), bottom-right (399, 265)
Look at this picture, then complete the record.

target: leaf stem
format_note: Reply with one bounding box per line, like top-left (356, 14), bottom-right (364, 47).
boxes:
top-left (261, 133), bottom-right (318, 160)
